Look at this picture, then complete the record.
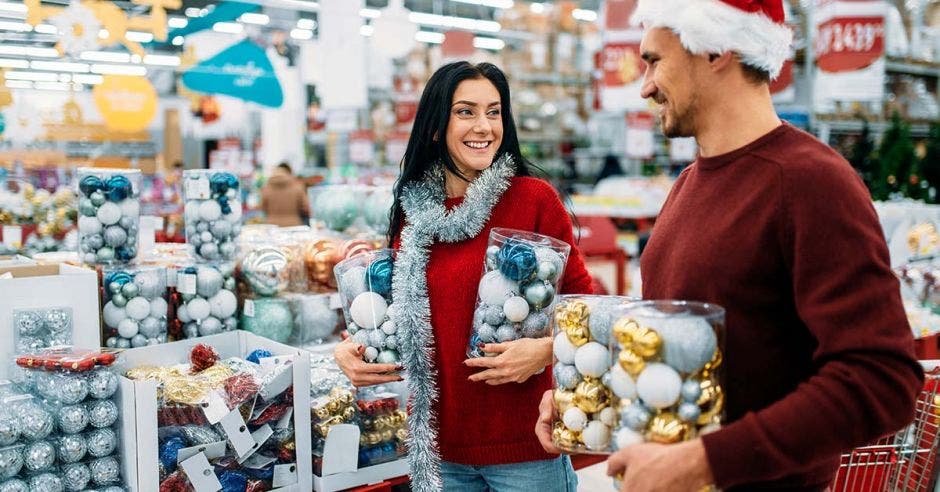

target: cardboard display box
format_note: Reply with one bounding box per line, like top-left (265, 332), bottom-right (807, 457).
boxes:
top-left (117, 331), bottom-right (313, 491)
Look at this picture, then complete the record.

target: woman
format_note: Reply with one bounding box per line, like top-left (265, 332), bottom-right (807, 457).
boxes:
top-left (335, 62), bottom-right (593, 491)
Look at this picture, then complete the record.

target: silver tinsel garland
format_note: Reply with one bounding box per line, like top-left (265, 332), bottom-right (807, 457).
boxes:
top-left (392, 154), bottom-right (516, 491)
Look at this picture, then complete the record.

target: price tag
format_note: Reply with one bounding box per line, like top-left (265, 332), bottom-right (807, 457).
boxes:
top-left (185, 176), bottom-right (211, 200)
top-left (200, 391), bottom-right (229, 425)
top-left (178, 272), bottom-right (197, 295)
top-left (2, 225), bottom-right (22, 249)
top-left (243, 299), bottom-right (255, 317)
top-left (179, 453), bottom-right (222, 492)
top-left (219, 409), bottom-right (255, 458)
top-left (272, 463), bottom-right (299, 488)
top-left (177, 441), bottom-right (227, 463)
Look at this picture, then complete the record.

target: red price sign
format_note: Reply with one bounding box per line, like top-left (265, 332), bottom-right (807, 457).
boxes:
top-left (815, 16), bottom-right (885, 73)
top-left (601, 42), bottom-right (644, 87)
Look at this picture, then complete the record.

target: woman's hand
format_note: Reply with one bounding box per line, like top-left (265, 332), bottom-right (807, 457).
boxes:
top-left (464, 337), bottom-right (552, 385)
top-left (334, 338), bottom-right (402, 387)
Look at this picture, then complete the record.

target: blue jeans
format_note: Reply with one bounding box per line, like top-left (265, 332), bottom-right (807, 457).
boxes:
top-left (440, 455), bottom-right (578, 491)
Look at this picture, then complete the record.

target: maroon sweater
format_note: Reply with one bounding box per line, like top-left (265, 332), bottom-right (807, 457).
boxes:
top-left (413, 176), bottom-right (594, 465)
top-left (641, 123), bottom-right (923, 490)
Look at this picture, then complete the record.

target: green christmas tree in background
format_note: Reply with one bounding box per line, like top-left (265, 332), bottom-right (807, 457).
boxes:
top-left (921, 122), bottom-right (940, 203)
top-left (874, 111), bottom-right (918, 200)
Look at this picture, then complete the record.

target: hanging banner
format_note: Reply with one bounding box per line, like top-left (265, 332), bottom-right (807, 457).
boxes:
top-left (182, 40), bottom-right (284, 108)
top-left (625, 112), bottom-right (654, 160)
top-left (92, 75), bottom-right (158, 133)
top-left (813, 0), bottom-right (886, 112)
top-left (393, 74), bottom-right (419, 130)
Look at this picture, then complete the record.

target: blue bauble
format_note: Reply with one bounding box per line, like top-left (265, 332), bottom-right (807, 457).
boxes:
top-left (209, 173), bottom-right (230, 195)
top-left (159, 436), bottom-right (186, 472)
top-left (497, 240), bottom-right (538, 281)
top-left (681, 379), bottom-right (703, 402)
top-left (79, 175), bottom-right (104, 196)
top-left (240, 298), bottom-right (294, 343)
top-left (104, 175), bottom-right (132, 202)
top-left (246, 349), bottom-right (272, 364)
top-left (104, 271), bottom-right (133, 288)
top-left (553, 363), bottom-right (581, 390)
top-left (620, 403), bottom-right (652, 431)
top-left (366, 257), bottom-right (394, 297)
top-left (219, 470), bottom-right (247, 492)
top-left (678, 402), bottom-right (701, 423)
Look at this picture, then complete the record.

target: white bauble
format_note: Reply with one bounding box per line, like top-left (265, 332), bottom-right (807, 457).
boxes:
top-left (582, 421), bottom-right (611, 451)
top-left (176, 303), bottom-right (192, 323)
top-left (225, 200), bottom-right (243, 222)
top-left (636, 363), bottom-right (682, 409)
top-left (599, 407), bottom-right (618, 427)
top-left (553, 332), bottom-right (577, 365)
top-left (96, 202), bottom-right (121, 226)
top-left (614, 428), bottom-right (644, 450)
top-left (655, 316), bottom-right (718, 375)
top-left (209, 290), bottom-right (237, 319)
top-left (477, 271), bottom-right (519, 306)
top-left (78, 216), bottom-right (102, 235)
top-left (196, 267), bottom-right (223, 298)
top-left (117, 318), bottom-right (139, 338)
top-left (125, 297), bottom-right (150, 321)
top-left (184, 201), bottom-right (201, 222)
top-left (199, 200), bottom-right (222, 222)
top-left (149, 297), bottom-right (168, 319)
top-left (562, 407), bottom-right (588, 432)
top-left (574, 342), bottom-right (609, 378)
top-left (503, 296), bottom-right (530, 323)
top-left (119, 199), bottom-right (140, 218)
top-left (186, 297), bottom-right (211, 321)
top-left (102, 302), bottom-right (126, 328)
top-left (380, 319), bottom-right (396, 335)
top-left (610, 363), bottom-right (637, 400)
top-left (350, 292), bottom-right (387, 329)
top-left (363, 346), bottom-right (379, 362)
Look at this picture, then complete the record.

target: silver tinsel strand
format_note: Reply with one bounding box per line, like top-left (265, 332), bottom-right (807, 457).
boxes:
top-left (393, 154), bottom-right (515, 492)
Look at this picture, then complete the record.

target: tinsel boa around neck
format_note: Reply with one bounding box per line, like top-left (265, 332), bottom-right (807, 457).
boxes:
top-left (391, 154), bottom-right (516, 491)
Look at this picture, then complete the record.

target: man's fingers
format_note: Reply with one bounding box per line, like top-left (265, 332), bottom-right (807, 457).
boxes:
top-left (606, 449), bottom-right (631, 477)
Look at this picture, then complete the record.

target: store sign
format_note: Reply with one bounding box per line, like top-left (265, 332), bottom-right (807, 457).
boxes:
top-left (601, 42), bottom-right (644, 87)
top-left (625, 112), bottom-right (655, 160)
top-left (181, 40), bottom-right (284, 108)
top-left (349, 130), bottom-right (375, 164)
top-left (815, 15), bottom-right (885, 72)
top-left (92, 75), bottom-right (158, 133)
top-left (442, 30), bottom-right (476, 59)
top-left (598, 31), bottom-right (647, 111)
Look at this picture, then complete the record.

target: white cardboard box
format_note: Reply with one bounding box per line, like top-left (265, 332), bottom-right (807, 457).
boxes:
top-left (0, 255), bottom-right (34, 267)
top-left (0, 263), bottom-right (101, 378)
top-left (313, 456), bottom-right (410, 492)
top-left (118, 331), bottom-right (313, 492)
top-left (312, 423), bottom-right (410, 491)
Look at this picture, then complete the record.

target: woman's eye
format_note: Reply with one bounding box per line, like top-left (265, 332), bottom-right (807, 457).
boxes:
top-left (487, 110), bottom-right (500, 117)
top-left (457, 108), bottom-right (473, 116)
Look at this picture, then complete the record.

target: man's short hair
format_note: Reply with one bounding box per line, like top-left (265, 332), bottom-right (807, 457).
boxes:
top-left (277, 162), bottom-right (292, 173)
top-left (741, 63), bottom-right (772, 85)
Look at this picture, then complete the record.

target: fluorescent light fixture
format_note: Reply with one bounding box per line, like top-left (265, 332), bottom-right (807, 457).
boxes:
top-left (30, 60), bottom-right (90, 73)
top-left (6, 70), bottom-right (59, 82)
top-left (144, 54), bottom-right (180, 66)
top-left (360, 8), bottom-right (381, 19)
top-left (73, 73), bottom-right (103, 84)
top-left (91, 63), bottom-right (147, 76)
top-left (474, 36), bottom-right (504, 50)
top-left (212, 22), bottom-right (243, 34)
top-left (408, 12), bottom-right (500, 33)
top-left (289, 28), bottom-right (313, 40)
top-left (0, 10), bottom-right (26, 20)
top-left (130, 54), bottom-right (142, 63)
top-left (33, 23), bottom-right (56, 34)
top-left (168, 17), bottom-right (188, 29)
top-left (240, 12), bottom-right (269, 25)
top-left (415, 31), bottom-right (444, 44)
top-left (529, 3), bottom-right (545, 14)
top-left (359, 24), bottom-right (373, 37)
top-left (33, 81), bottom-right (71, 91)
top-left (0, 20), bottom-right (31, 32)
top-left (27, 47), bottom-right (59, 58)
top-left (4, 80), bottom-right (31, 89)
top-left (184, 8), bottom-right (202, 17)
top-left (80, 51), bottom-right (131, 63)
top-left (98, 29), bottom-right (109, 39)
top-left (0, 58), bottom-right (28, 69)
top-left (0, 2), bottom-right (28, 13)
top-left (58, 73), bottom-right (71, 82)
top-left (452, 0), bottom-right (514, 8)
top-left (571, 9), bottom-right (597, 22)
top-left (296, 18), bottom-right (316, 30)
top-left (172, 36), bottom-right (184, 46)
top-left (126, 30), bottom-right (153, 42)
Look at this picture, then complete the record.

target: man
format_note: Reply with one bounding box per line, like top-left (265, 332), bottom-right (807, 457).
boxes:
top-left (260, 162), bottom-right (311, 227)
top-left (536, 1), bottom-right (924, 490)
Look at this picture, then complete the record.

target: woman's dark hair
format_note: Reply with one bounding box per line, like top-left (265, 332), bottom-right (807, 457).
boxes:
top-left (387, 61), bottom-right (533, 242)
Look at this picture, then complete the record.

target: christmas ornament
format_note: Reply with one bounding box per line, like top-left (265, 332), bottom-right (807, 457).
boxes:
top-left (497, 240), bottom-right (538, 281)
top-left (240, 297), bottom-right (294, 343)
top-left (477, 271), bottom-right (520, 306)
top-left (599, 407), bottom-right (618, 427)
top-left (88, 370), bottom-right (118, 400)
top-left (0, 411), bottom-right (19, 446)
top-left (613, 319), bottom-right (662, 358)
top-left (24, 440), bottom-right (55, 471)
top-left (87, 399), bottom-right (118, 428)
top-left (88, 456), bottom-right (121, 485)
top-left (57, 405), bottom-right (88, 434)
top-left (573, 377), bottom-right (611, 414)
top-left (617, 347), bottom-right (646, 377)
top-left (61, 462), bottom-right (91, 491)
top-left (42, 309), bottom-right (69, 333)
top-left (574, 342), bottom-right (609, 378)
top-left (647, 412), bottom-right (690, 444)
top-left (313, 189), bottom-right (360, 231)
top-left (86, 428), bottom-right (117, 457)
top-left (636, 363), bottom-right (682, 409)
top-left (653, 316), bottom-right (718, 375)
top-left (503, 296), bottom-right (530, 323)
top-left (553, 389), bottom-right (576, 416)
top-left (27, 473), bottom-right (61, 492)
top-left (350, 292), bottom-right (388, 330)
top-left (581, 420), bottom-right (611, 451)
top-left (620, 403), bottom-right (652, 431)
top-left (553, 363), bottom-right (581, 390)
top-left (552, 332), bottom-right (577, 365)
top-left (0, 447), bottom-right (22, 479)
top-left (0, 479), bottom-right (27, 492)
top-left (57, 434), bottom-right (87, 463)
top-left (562, 407), bottom-right (587, 432)
top-left (241, 246), bottom-right (290, 296)
top-left (18, 402), bottom-right (53, 440)
top-left (366, 256), bottom-right (394, 297)
top-left (551, 422), bottom-right (581, 449)
top-left (614, 427), bottom-right (644, 450)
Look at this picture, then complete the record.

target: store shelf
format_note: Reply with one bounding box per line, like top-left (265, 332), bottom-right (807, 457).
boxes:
top-left (515, 73), bottom-right (591, 86)
top-left (886, 58), bottom-right (940, 78)
top-left (816, 117), bottom-right (934, 137)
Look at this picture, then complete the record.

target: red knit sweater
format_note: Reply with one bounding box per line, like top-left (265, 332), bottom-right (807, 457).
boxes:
top-left (642, 123), bottom-right (924, 490)
top-left (401, 176), bottom-right (594, 466)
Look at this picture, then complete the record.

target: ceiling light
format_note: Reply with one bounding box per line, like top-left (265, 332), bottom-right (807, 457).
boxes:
top-left (91, 64), bottom-right (147, 76)
top-left (126, 31), bottom-right (153, 43)
top-left (172, 36), bottom-right (184, 46)
top-left (144, 54), bottom-right (180, 66)
top-left (98, 29), bottom-right (109, 39)
top-left (30, 60), bottom-right (90, 73)
top-left (290, 28), bottom-right (313, 40)
top-left (359, 24), bottom-right (373, 37)
top-left (27, 47), bottom-right (59, 58)
top-left (58, 73), bottom-right (71, 82)
top-left (33, 81), bottom-right (72, 91)
top-left (240, 12), bottom-right (270, 25)
top-left (131, 54), bottom-right (142, 63)
top-left (168, 17), bottom-right (188, 29)
top-left (0, 20), bottom-right (31, 32)
top-left (0, 2), bottom-right (28, 13)
top-left (529, 3), bottom-right (545, 14)
top-left (73, 74), bottom-right (103, 85)
top-left (4, 80), bottom-right (31, 89)
top-left (408, 12), bottom-right (500, 33)
top-left (415, 31), bottom-right (444, 44)
top-left (0, 10), bottom-right (25, 20)
top-left (80, 51), bottom-right (131, 63)
top-left (452, 0), bottom-right (514, 8)
top-left (0, 58), bottom-right (28, 69)
top-left (6, 70), bottom-right (59, 82)
top-left (33, 23), bottom-right (56, 34)
top-left (212, 22), bottom-right (243, 34)
top-left (473, 36), bottom-right (504, 50)
top-left (184, 8), bottom-right (202, 17)
top-left (297, 18), bottom-right (316, 30)
top-left (360, 8), bottom-right (381, 19)
top-left (571, 9), bottom-right (597, 22)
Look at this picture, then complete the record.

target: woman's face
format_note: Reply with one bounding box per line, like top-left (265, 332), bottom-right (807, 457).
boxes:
top-left (445, 78), bottom-right (504, 176)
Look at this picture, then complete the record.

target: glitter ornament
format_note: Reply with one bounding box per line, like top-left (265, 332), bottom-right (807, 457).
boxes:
top-left (18, 402), bottom-right (54, 440)
top-left (198, 316), bottom-right (223, 336)
top-left (0, 447), bottom-right (22, 479)
top-left (88, 370), bottom-right (118, 399)
top-left (139, 317), bottom-right (161, 338)
top-left (340, 266), bottom-right (368, 301)
top-left (481, 305), bottom-right (505, 326)
top-left (89, 456), bottom-right (121, 485)
top-left (209, 290), bottom-right (238, 319)
top-left (16, 337), bottom-right (44, 354)
top-left (24, 440), bottom-right (55, 471)
top-left (478, 271), bottom-right (519, 306)
top-left (562, 407), bottom-right (588, 432)
top-left (497, 240), bottom-right (538, 281)
top-left (87, 400), bottom-right (118, 428)
top-left (61, 462), bottom-right (91, 491)
top-left (620, 403), bottom-right (652, 431)
top-left (131, 334), bottom-right (147, 347)
top-left (117, 318), bottom-right (139, 339)
top-left (190, 344), bottom-right (219, 372)
top-left (553, 363), bottom-right (582, 390)
top-left (476, 324), bottom-right (496, 343)
top-left (246, 349), bottom-right (272, 365)
top-left (57, 434), bottom-right (87, 463)
top-left (0, 479), bottom-right (27, 492)
top-left (0, 412), bottom-right (20, 446)
top-left (614, 427), bottom-right (644, 450)
top-left (495, 324), bottom-right (516, 342)
top-left (44, 309), bottom-right (70, 332)
top-left (196, 266), bottom-right (223, 298)
top-left (86, 428), bottom-right (117, 457)
top-left (14, 311), bottom-right (42, 336)
top-left (57, 405), bottom-right (88, 434)
top-left (240, 297), bottom-right (294, 343)
top-left (159, 436), bottom-right (185, 472)
top-left (654, 316), bottom-right (719, 375)
top-left (27, 473), bottom-right (61, 492)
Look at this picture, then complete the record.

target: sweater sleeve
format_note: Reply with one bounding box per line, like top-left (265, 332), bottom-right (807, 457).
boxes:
top-left (533, 182), bottom-right (594, 296)
top-left (700, 157), bottom-right (924, 487)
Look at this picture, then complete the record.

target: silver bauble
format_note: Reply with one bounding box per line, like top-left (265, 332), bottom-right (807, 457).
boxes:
top-left (86, 400), bottom-right (119, 428)
top-left (88, 370), bottom-right (118, 400)
top-left (85, 428), bottom-right (117, 457)
top-left (23, 440), bottom-right (55, 471)
top-left (89, 456), bottom-right (121, 485)
top-left (57, 405), bottom-right (88, 434)
top-left (57, 434), bottom-right (87, 463)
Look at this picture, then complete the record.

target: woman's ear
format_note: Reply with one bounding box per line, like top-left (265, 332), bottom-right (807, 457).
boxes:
top-left (432, 132), bottom-right (439, 142)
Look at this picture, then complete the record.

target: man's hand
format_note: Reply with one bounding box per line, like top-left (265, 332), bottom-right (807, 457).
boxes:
top-left (535, 389), bottom-right (563, 453)
top-left (607, 439), bottom-right (714, 492)
top-left (464, 337), bottom-right (552, 385)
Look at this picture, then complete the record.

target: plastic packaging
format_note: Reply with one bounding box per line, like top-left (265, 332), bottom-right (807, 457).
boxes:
top-left (102, 267), bottom-right (168, 349)
top-left (181, 170), bottom-right (242, 262)
top-left (76, 168), bottom-right (141, 265)
top-left (334, 250), bottom-right (399, 364)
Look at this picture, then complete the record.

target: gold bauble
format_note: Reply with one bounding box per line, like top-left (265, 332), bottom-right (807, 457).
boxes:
top-left (395, 427), bottom-right (409, 441)
top-left (555, 300), bottom-right (590, 346)
top-left (618, 348), bottom-right (646, 377)
top-left (565, 323), bottom-right (591, 347)
top-left (554, 388), bottom-right (576, 415)
top-left (696, 378), bottom-right (725, 426)
top-left (380, 429), bottom-right (394, 442)
top-left (573, 377), bottom-right (612, 414)
top-left (342, 406), bottom-right (356, 421)
top-left (552, 422), bottom-right (582, 449)
top-left (313, 404), bottom-right (331, 420)
top-left (612, 318), bottom-right (662, 358)
top-left (700, 348), bottom-right (723, 378)
top-left (647, 412), bottom-right (691, 444)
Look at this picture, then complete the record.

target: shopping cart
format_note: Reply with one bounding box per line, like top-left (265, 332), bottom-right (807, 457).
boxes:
top-left (831, 361), bottom-right (940, 491)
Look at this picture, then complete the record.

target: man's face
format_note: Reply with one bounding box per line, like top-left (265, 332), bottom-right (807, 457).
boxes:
top-left (639, 28), bottom-right (701, 138)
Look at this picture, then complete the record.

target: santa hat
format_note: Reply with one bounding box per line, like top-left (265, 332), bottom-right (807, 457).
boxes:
top-left (632, 0), bottom-right (793, 79)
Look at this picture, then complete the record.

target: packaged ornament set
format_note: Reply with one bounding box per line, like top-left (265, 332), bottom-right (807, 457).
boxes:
top-left (0, 348), bottom-right (124, 492)
top-left (101, 267), bottom-right (169, 349)
top-left (12, 308), bottom-right (73, 356)
top-left (310, 185), bottom-right (393, 234)
top-left (182, 170), bottom-right (242, 263)
top-left (334, 250), bottom-right (400, 365)
top-left (173, 264), bottom-right (239, 340)
top-left (76, 168), bottom-right (141, 266)
top-left (551, 299), bottom-right (725, 454)
top-left (468, 228), bottom-right (569, 358)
